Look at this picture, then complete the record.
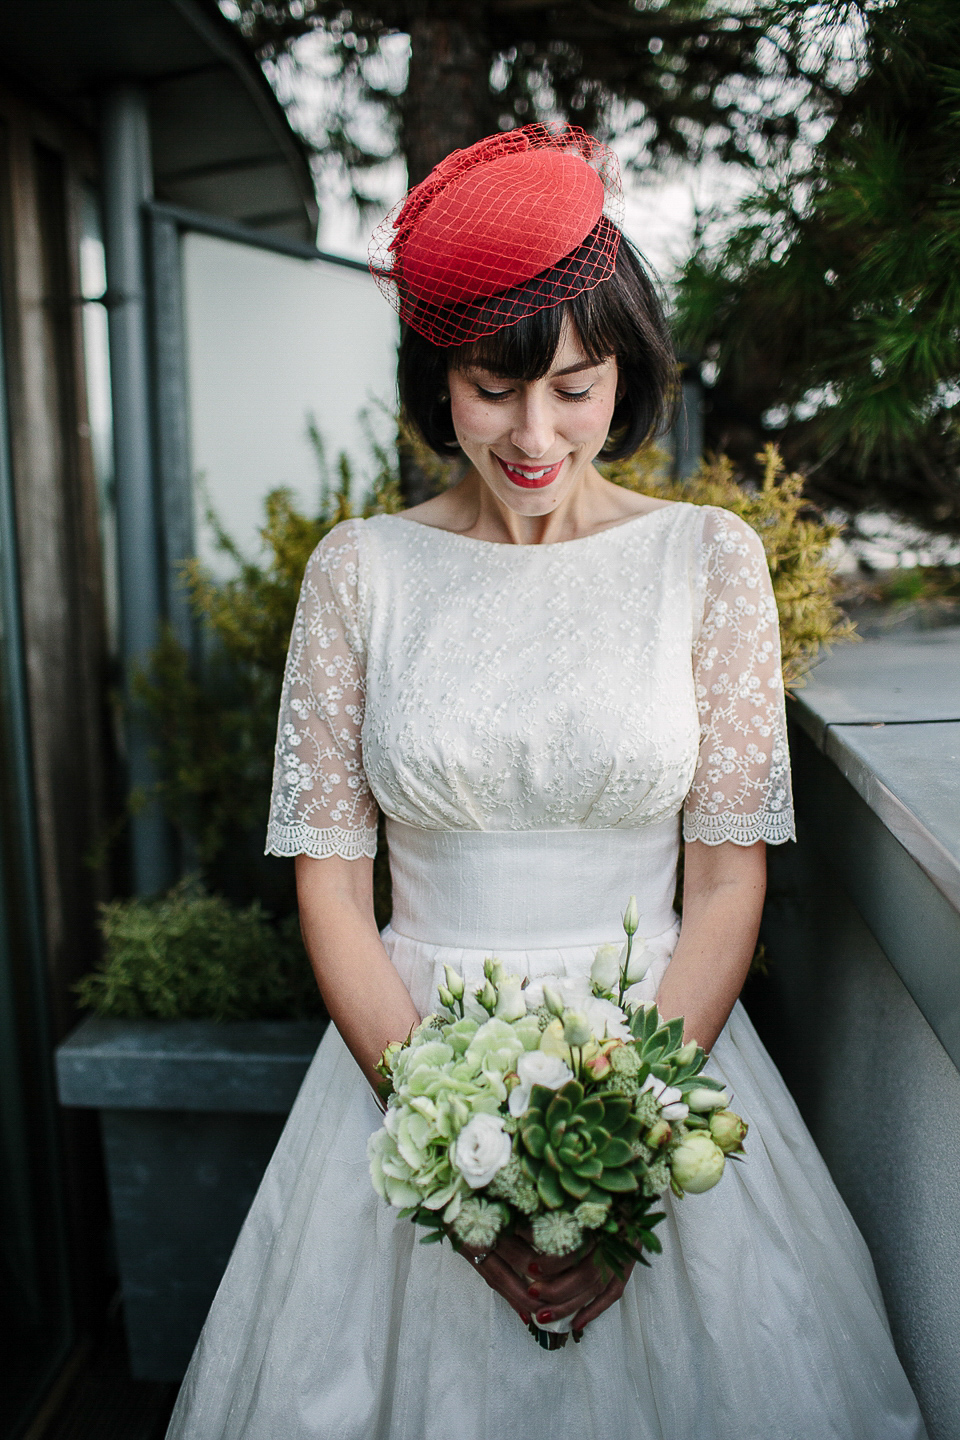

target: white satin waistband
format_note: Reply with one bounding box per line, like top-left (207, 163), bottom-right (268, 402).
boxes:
top-left (385, 817), bottom-right (680, 949)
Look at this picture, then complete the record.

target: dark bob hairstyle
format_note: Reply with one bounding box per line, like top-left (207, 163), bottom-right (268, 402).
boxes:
top-left (398, 233), bottom-right (678, 463)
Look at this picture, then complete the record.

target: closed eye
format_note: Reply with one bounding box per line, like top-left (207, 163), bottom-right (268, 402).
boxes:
top-left (474, 384), bottom-right (513, 401)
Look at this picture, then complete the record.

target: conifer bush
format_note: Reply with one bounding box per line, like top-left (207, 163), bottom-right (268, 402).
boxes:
top-left (76, 881), bottom-right (322, 1022)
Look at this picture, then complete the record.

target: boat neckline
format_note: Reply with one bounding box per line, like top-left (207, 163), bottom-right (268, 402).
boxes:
top-left (379, 500), bottom-right (685, 551)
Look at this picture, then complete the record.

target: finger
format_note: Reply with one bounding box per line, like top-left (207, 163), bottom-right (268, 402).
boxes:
top-left (572, 1273), bottom-right (629, 1333)
top-left (476, 1253), bottom-right (539, 1319)
top-left (524, 1250), bottom-right (605, 1307)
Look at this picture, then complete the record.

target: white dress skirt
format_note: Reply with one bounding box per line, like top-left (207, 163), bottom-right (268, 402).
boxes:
top-left (166, 508), bottom-right (927, 1439)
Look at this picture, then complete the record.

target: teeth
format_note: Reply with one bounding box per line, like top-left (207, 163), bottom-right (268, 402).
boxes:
top-left (508, 465), bottom-right (553, 478)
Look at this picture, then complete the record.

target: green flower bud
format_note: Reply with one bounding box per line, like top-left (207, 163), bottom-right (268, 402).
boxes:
top-left (646, 1119), bottom-right (672, 1150)
top-left (542, 982), bottom-right (565, 1017)
top-left (709, 1109), bottom-right (748, 1154)
top-left (438, 985), bottom-right (455, 1010)
top-left (483, 956), bottom-right (505, 985)
top-left (562, 1011), bottom-right (593, 1048)
top-left (477, 979), bottom-right (497, 1014)
top-left (443, 965), bottom-right (465, 1001)
top-left (670, 1132), bottom-right (726, 1195)
top-left (622, 895), bottom-right (639, 936)
top-left (686, 1086), bottom-right (731, 1113)
top-left (674, 1041), bottom-right (699, 1067)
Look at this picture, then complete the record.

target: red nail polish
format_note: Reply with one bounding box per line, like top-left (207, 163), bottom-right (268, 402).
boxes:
top-left (527, 1282), bottom-right (541, 1300)
top-left (520, 1312), bottom-right (530, 1325)
top-left (528, 1262), bottom-right (542, 1277)
top-left (536, 1309), bottom-right (553, 1324)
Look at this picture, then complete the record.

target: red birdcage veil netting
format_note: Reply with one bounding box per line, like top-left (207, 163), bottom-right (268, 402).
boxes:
top-left (369, 124), bottom-right (624, 348)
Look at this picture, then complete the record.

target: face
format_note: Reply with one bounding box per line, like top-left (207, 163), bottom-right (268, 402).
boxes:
top-left (447, 321), bottom-right (619, 516)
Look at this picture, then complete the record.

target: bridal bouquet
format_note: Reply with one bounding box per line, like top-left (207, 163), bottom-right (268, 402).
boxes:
top-left (368, 899), bottom-right (747, 1348)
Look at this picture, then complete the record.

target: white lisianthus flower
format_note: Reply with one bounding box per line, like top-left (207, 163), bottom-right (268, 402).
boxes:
top-left (524, 973), bottom-right (592, 1013)
top-left (590, 943), bottom-right (624, 993)
top-left (582, 996), bottom-right (630, 1042)
top-left (453, 1113), bottom-right (513, 1188)
top-left (508, 1050), bottom-right (574, 1116)
top-left (493, 974), bottom-right (527, 1023)
top-left (686, 1086), bottom-right (731, 1112)
top-left (640, 1071), bottom-right (690, 1121)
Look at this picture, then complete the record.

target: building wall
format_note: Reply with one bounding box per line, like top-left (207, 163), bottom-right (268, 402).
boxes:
top-left (181, 231), bottom-right (398, 574)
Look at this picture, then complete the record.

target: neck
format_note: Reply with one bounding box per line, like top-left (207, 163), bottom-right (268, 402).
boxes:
top-left (457, 466), bottom-right (610, 545)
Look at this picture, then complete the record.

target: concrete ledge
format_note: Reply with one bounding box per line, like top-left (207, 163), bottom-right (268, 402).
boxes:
top-left (56, 1016), bottom-right (327, 1114)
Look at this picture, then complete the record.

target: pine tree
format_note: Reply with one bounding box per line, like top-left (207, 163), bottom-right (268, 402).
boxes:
top-left (674, 0), bottom-right (960, 532)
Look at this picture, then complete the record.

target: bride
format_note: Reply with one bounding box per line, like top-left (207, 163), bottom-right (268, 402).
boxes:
top-left (167, 126), bottom-right (925, 1439)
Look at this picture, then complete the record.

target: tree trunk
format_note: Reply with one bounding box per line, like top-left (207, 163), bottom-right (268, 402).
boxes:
top-left (402, 5), bottom-right (493, 185)
top-left (398, 6), bottom-right (492, 505)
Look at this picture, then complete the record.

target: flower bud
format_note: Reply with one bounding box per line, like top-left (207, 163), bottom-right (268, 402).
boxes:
top-left (686, 1086), bottom-right (731, 1113)
top-left (437, 985), bottom-right (455, 1010)
top-left (494, 975), bottom-right (527, 1023)
top-left (709, 1109), bottom-right (748, 1154)
top-left (563, 1012), bottom-right (593, 1048)
top-left (379, 1040), bottom-right (403, 1073)
top-left (542, 982), bottom-right (566, 1017)
top-left (670, 1132), bottom-right (726, 1195)
top-left (477, 979), bottom-right (497, 1014)
top-left (674, 1041), bottom-right (699, 1067)
top-left (483, 956), bottom-right (505, 985)
top-left (584, 1051), bottom-right (612, 1081)
top-left (622, 895), bottom-right (639, 936)
top-left (646, 1119), bottom-right (672, 1149)
top-left (590, 943), bottom-right (623, 993)
top-left (443, 965), bottom-right (465, 1001)
top-left (625, 943), bottom-right (652, 984)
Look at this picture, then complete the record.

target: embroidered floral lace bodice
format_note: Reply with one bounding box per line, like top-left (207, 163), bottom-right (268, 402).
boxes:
top-left (265, 503), bottom-right (794, 860)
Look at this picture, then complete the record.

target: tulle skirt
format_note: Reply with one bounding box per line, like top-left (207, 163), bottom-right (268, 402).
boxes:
top-left (166, 923), bottom-right (926, 1440)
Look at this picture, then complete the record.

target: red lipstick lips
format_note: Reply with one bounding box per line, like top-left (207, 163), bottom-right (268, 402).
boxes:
top-left (495, 456), bottom-right (565, 489)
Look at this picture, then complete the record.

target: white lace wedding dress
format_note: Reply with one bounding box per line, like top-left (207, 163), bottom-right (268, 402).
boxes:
top-left (167, 505), bottom-right (926, 1440)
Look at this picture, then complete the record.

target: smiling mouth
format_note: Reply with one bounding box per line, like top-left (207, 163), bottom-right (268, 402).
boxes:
top-left (494, 456), bottom-right (565, 489)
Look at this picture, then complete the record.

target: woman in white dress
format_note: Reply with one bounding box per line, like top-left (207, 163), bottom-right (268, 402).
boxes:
top-left (167, 126), bottom-right (926, 1439)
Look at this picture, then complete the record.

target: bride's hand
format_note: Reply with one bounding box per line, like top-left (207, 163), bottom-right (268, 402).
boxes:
top-left (459, 1230), bottom-right (633, 1334)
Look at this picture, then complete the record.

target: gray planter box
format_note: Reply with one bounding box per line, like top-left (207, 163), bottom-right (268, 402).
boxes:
top-left (56, 1015), bottom-right (326, 1382)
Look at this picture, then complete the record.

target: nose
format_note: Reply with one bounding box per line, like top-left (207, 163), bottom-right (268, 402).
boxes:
top-left (509, 389), bottom-right (554, 459)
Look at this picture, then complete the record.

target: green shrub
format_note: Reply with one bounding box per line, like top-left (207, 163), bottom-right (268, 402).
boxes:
top-left (76, 880), bottom-right (323, 1022)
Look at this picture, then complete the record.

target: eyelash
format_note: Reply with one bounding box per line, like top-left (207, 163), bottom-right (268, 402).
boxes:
top-left (475, 385), bottom-right (593, 403)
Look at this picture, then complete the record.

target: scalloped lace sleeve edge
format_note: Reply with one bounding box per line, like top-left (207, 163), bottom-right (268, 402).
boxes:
top-left (264, 823), bottom-right (379, 860)
top-left (682, 809), bottom-right (796, 847)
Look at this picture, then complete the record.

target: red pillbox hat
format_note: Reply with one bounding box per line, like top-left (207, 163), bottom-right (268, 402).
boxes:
top-left (369, 124), bottom-right (623, 347)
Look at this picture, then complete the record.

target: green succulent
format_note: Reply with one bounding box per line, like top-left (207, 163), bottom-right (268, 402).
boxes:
top-left (518, 1080), bottom-right (643, 1209)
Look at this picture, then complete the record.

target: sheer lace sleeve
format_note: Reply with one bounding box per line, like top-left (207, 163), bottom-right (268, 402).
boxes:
top-left (683, 507), bottom-right (795, 846)
top-left (265, 519), bottom-right (379, 860)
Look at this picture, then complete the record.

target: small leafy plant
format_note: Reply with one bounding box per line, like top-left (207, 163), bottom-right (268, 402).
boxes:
top-left (76, 879), bottom-right (322, 1022)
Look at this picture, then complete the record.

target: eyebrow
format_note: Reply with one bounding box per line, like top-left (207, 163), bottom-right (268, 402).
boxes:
top-left (464, 357), bottom-right (605, 380)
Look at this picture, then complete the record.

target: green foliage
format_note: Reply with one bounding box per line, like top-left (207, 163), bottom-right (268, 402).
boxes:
top-left (75, 880), bottom-right (322, 1022)
top-left (674, 0), bottom-right (960, 531)
top-left (603, 443), bottom-right (856, 688)
top-left (134, 431), bottom-right (402, 876)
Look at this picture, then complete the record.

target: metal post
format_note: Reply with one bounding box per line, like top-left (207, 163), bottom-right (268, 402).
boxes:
top-left (101, 85), bottom-right (173, 895)
top-left (674, 357), bottom-right (704, 481)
